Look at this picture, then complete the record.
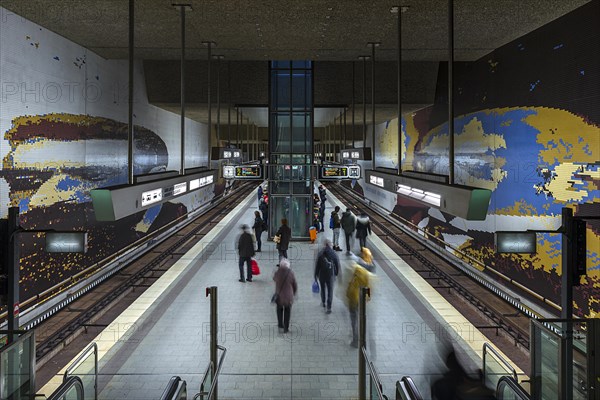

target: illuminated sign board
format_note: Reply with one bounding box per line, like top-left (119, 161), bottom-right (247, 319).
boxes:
top-left (396, 184), bottom-right (441, 207)
top-left (495, 232), bottom-right (537, 254)
top-left (370, 175), bottom-right (384, 187)
top-left (141, 188), bottom-right (162, 206)
top-left (235, 166), bottom-right (261, 178)
top-left (46, 232), bottom-right (88, 253)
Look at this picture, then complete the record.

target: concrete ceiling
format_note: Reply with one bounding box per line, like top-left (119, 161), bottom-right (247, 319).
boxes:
top-left (1, 0), bottom-right (591, 133)
top-left (1, 0), bottom-right (590, 61)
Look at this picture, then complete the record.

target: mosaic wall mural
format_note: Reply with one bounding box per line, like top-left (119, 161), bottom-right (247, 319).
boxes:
top-left (0, 7), bottom-right (211, 305)
top-left (367, 1), bottom-right (600, 316)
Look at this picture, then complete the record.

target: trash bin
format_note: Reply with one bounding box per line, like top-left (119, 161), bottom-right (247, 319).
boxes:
top-left (309, 226), bottom-right (318, 242)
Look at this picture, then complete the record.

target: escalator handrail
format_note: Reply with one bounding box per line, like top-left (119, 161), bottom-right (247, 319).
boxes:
top-left (160, 376), bottom-right (187, 400)
top-left (400, 376), bottom-right (424, 400)
top-left (483, 343), bottom-right (518, 383)
top-left (47, 376), bottom-right (85, 400)
top-left (497, 376), bottom-right (531, 400)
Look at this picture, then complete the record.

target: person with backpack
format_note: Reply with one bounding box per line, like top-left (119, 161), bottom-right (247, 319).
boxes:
top-left (355, 212), bottom-right (372, 249)
top-left (330, 206), bottom-right (342, 251)
top-left (314, 239), bottom-right (340, 314)
top-left (252, 210), bottom-right (266, 252)
top-left (340, 208), bottom-right (357, 254)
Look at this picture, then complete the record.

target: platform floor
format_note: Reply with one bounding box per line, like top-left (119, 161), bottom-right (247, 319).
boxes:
top-left (40, 184), bottom-right (523, 399)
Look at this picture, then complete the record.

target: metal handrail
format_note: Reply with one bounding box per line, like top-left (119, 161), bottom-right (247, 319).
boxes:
top-left (361, 346), bottom-right (387, 400)
top-left (64, 342), bottom-right (98, 400)
top-left (496, 376), bottom-right (531, 400)
top-left (47, 376), bottom-right (85, 400)
top-left (195, 345), bottom-right (227, 400)
top-left (482, 343), bottom-right (518, 383)
top-left (400, 376), bottom-right (423, 400)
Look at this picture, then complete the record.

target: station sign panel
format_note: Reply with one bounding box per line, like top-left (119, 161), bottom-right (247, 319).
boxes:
top-left (495, 231), bottom-right (537, 254)
top-left (340, 147), bottom-right (372, 161)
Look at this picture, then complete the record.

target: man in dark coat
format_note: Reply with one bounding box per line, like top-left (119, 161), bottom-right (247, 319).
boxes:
top-left (355, 213), bottom-right (372, 249)
top-left (340, 208), bottom-right (357, 254)
top-left (275, 218), bottom-right (292, 264)
top-left (237, 224), bottom-right (255, 282)
top-left (318, 184), bottom-right (327, 232)
top-left (314, 240), bottom-right (340, 313)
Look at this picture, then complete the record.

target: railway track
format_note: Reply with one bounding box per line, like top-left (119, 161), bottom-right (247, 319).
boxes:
top-left (34, 182), bottom-right (256, 366)
top-left (328, 183), bottom-right (538, 353)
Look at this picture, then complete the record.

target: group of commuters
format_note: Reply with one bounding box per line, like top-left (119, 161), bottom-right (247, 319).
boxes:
top-left (337, 207), bottom-right (372, 254)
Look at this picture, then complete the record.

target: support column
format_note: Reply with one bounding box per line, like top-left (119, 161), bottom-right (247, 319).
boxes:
top-left (367, 42), bottom-right (380, 170)
top-left (448, 0), bottom-right (455, 184)
top-left (202, 41), bottom-right (216, 167)
top-left (357, 56), bottom-right (370, 148)
top-left (128, 0), bottom-right (135, 183)
top-left (214, 55), bottom-right (225, 148)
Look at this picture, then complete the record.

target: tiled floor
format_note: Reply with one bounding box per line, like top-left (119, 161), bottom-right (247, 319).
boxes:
top-left (43, 184), bottom-right (521, 399)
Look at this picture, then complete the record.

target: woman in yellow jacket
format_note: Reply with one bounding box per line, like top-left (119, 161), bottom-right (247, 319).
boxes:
top-left (346, 264), bottom-right (371, 348)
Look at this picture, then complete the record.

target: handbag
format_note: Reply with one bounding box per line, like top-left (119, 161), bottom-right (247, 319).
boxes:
top-left (271, 269), bottom-right (290, 304)
top-left (251, 259), bottom-right (260, 275)
top-left (312, 280), bottom-right (320, 294)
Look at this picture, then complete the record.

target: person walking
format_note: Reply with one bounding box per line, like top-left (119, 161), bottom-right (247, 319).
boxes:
top-left (330, 206), bottom-right (342, 251)
top-left (340, 208), bottom-right (357, 254)
top-left (314, 240), bottom-right (340, 313)
top-left (352, 247), bottom-right (376, 273)
top-left (355, 212), bottom-right (372, 249)
top-left (237, 224), bottom-right (255, 282)
top-left (346, 263), bottom-right (371, 347)
top-left (259, 197), bottom-right (269, 226)
top-left (318, 184), bottom-right (327, 232)
top-left (275, 218), bottom-right (292, 264)
top-left (273, 258), bottom-right (297, 333)
top-left (252, 210), bottom-right (265, 252)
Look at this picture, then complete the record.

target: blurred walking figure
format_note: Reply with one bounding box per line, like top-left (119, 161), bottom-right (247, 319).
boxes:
top-left (355, 212), bottom-right (372, 249)
top-left (314, 240), bottom-right (340, 313)
top-left (273, 259), bottom-right (297, 333)
top-left (257, 184), bottom-right (263, 206)
top-left (346, 263), bottom-right (371, 347)
top-left (237, 224), bottom-right (255, 282)
top-left (352, 247), bottom-right (375, 273)
top-left (275, 218), bottom-right (291, 264)
top-left (340, 208), bottom-right (356, 254)
top-left (431, 350), bottom-right (496, 399)
top-left (252, 210), bottom-right (265, 252)
top-left (330, 206), bottom-right (342, 251)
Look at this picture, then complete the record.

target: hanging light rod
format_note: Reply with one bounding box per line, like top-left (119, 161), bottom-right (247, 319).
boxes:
top-left (390, 5), bottom-right (410, 14)
top-left (171, 3), bottom-right (192, 11)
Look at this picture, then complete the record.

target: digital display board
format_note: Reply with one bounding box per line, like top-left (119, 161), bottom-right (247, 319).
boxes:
top-left (235, 166), bottom-right (261, 178)
top-left (495, 231), bottom-right (537, 254)
top-left (323, 166), bottom-right (348, 177)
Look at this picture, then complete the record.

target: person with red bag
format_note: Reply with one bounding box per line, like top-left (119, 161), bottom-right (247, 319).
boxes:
top-left (237, 224), bottom-right (255, 282)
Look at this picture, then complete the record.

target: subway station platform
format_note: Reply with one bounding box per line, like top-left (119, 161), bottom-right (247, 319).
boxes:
top-left (40, 184), bottom-right (524, 400)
